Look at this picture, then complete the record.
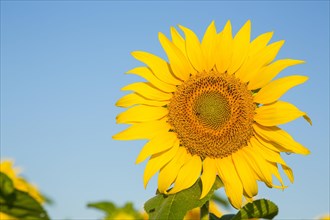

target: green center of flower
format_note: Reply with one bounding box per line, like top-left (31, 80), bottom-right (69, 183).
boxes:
top-left (168, 71), bottom-right (255, 159)
top-left (194, 92), bottom-right (231, 130)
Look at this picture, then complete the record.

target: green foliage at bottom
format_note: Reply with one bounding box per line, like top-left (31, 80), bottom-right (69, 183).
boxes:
top-left (211, 199), bottom-right (278, 220)
top-left (87, 201), bottom-right (143, 220)
top-left (0, 172), bottom-right (50, 220)
top-left (144, 177), bottom-right (223, 220)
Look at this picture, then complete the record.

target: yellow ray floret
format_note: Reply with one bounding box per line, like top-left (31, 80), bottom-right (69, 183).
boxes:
top-left (113, 119), bottom-right (170, 140)
top-left (254, 101), bottom-right (311, 126)
top-left (126, 66), bottom-right (177, 93)
top-left (116, 105), bottom-right (168, 124)
top-left (248, 59), bottom-right (305, 90)
top-left (215, 21), bottom-right (233, 74)
top-left (227, 20), bottom-right (251, 75)
top-left (201, 21), bottom-right (218, 72)
top-left (254, 75), bottom-right (308, 104)
top-left (200, 158), bottom-right (217, 199)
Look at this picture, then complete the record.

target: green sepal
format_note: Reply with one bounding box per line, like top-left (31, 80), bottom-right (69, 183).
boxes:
top-left (144, 177), bottom-right (223, 220)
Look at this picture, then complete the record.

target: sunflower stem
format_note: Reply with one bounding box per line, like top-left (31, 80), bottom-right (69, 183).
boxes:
top-left (200, 200), bottom-right (209, 220)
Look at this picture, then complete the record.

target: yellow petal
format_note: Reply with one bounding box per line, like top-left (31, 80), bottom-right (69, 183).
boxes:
top-left (143, 140), bottom-right (180, 188)
top-left (116, 93), bottom-right (169, 108)
top-left (267, 162), bottom-right (286, 188)
top-left (200, 157), bottom-right (217, 199)
top-left (249, 136), bottom-right (287, 188)
top-left (122, 82), bottom-right (172, 101)
top-left (201, 21), bottom-right (218, 72)
top-left (159, 32), bottom-right (194, 80)
top-left (282, 165), bottom-right (294, 183)
top-left (248, 59), bottom-right (305, 90)
top-left (241, 143), bottom-right (273, 187)
top-left (253, 133), bottom-right (281, 153)
top-left (244, 195), bottom-right (254, 203)
top-left (126, 67), bottom-right (177, 93)
top-left (255, 101), bottom-right (312, 126)
top-left (179, 25), bottom-right (206, 73)
top-left (131, 51), bottom-right (182, 85)
top-left (170, 27), bottom-right (186, 54)
top-left (232, 150), bottom-right (258, 198)
top-left (253, 123), bottom-right (310, 155)
top-left (255, 136), bottom-right (296, 184)
top-left (209, 201), bottom-right (223, 218)
top-left (236, 40), bottom-right (285, 83)
top-left (170, 26), bottom-right (199, 75)
top-left (158, 147), bottom-right (188, 193)
top-left (254, 75), bottom-right (308, 104)
top-left (227, 20), bottom-right (251, 74)
top-left (112, 119), bottom-right (170, 140)
top-left (249, 31), bottom-right (274, 56)
top-left (135, 131), bottom-right (177, 164)
top-left (252, 40), bottom-right (285, 67)
top-left (216, 156), bottom-right (243, 209)
top-left (116, 105), bottom-right (168, 124)
top-left (169, 154), bottom-right (202, 194)
top-left (215, 21), bottom-right (233, 73)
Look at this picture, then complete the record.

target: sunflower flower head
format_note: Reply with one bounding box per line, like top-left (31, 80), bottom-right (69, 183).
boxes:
top-left (114, 20), bottom-right (311, 209)
top-left (0, 159), bottom-right (44, 204)
top-left (0, 159), bottom-right (45, 219)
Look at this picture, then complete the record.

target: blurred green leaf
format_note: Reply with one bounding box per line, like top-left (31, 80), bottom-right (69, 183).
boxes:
top-left (87, 201), bottom-right (116, 214)
top-left (0, 172), bottom-right (15, 196)
top-left (144, 177), bottom-right (223, 220)
top-left (0, 172), bottom-right (49, 220)
top-left (87, 201), bottom-right (143, 220)
top-left (0, 191), bottom-right (50, 220)
top-left (122, 202), bottom-right (139, 214)
top-left (42, 193), bottom-right (54, 206)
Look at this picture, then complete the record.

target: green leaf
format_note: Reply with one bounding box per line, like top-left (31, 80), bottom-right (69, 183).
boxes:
top-left (144, 177), bottom-right (223, 220)
top-left (214, 199), bottom-right (278, 220)
top-left (87, 201), bottom-right (116, 215)
top-left (0, 172), bottom-right (15, 196)
top-left (232, 199), bottom-right (278, 220)
top-left (210, 199), bottom-right (278, 220)
top-left (0, 190), bottom-right (50, 220)
top-left (42, 193), bottom-right (55, 205)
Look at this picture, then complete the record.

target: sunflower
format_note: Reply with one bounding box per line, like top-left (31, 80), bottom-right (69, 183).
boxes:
top-left (113, 20), bottom-right (311, 209)
top-left (0, 159), bottom-right (44, 203)
top-left (0, 159), bottom-right (45, 219)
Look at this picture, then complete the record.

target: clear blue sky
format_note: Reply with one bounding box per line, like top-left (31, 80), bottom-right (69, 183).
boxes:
top-left (1, 1), bottom-right (329, 219)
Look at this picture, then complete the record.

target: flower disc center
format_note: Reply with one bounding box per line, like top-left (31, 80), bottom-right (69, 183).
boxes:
top-left (168, 71), bottom-right (255, 159)
top-left (194, 92), bottom-right (231, 130)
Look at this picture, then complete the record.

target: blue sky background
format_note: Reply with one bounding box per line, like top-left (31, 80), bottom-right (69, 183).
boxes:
top-left (1, 1), bottom-right (329, 219)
